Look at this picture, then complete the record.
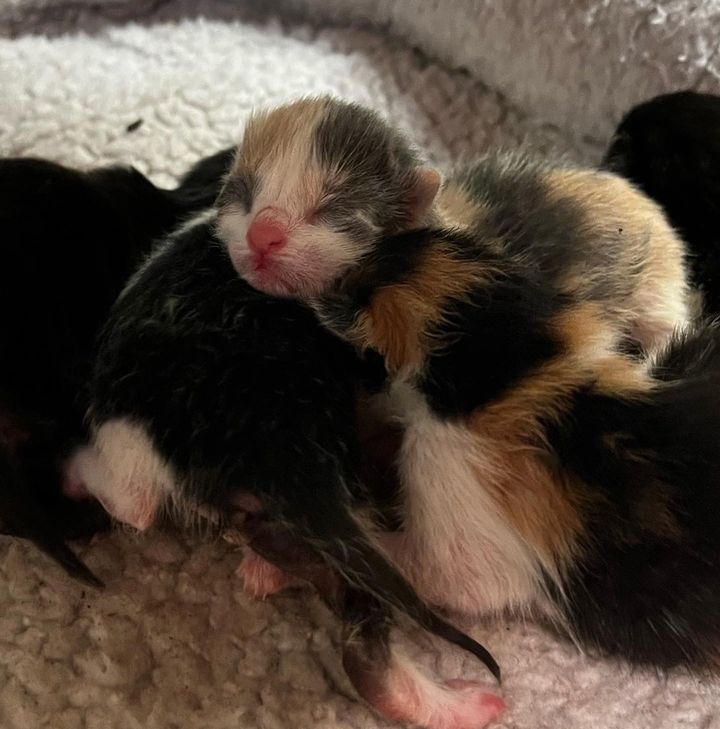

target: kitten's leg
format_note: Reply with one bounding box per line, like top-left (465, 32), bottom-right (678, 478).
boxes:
top-left (242, 516), bottom-right (341, 599)
top-left (341, 589), bottom-right (505, 729)
top-left (224, 494), bottom-right (295, 598)
top-left (236, 547), bottom-right (297, 598)
top-left (245, 519), bottom-right (504, 729)
top-left (65, 436), bottom-right (163, 531)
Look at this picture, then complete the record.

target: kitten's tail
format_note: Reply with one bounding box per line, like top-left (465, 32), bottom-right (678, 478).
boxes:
top-left (256, 488), bottom-right (501, 683)
top-left (0, 443), bottom-right (104, 588)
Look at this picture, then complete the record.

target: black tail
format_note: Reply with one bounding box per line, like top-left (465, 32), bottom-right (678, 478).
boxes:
top-left (28, 529), bottom-right (104, 589)
top-left (267, 484), bottom-right (500, 683)
top-left (320, 511), bottom-right (501, 682)
top-left (549, 319), bottom-right (720, 669)
top-left (0, 442), bottom-right (104, 588)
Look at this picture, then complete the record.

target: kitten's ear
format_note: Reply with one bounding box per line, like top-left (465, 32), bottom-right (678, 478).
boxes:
top-left (407, 167), bottom-right (442, 227)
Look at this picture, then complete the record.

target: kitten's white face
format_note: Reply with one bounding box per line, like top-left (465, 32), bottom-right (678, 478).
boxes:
top-left (216, 192), bottom-right (367, 300)
top-left (215, 100), bottom-right (371, 299)
top-left (215, 98), bottom-right (440, 300)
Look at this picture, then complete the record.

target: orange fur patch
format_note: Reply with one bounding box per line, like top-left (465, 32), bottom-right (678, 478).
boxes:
top-left (352, 244), bottom-right (489, 373)
top-left (236, 97), bottom-right (328, 173)
top-left (464, 302), bottom-right (653, 564)
top-left (470, 445), bottom-right (586, 566)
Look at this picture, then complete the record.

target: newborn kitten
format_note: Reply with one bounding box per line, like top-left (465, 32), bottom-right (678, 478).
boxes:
top-left (74, 208), bottom-right (502, 729)
top-left (217, 97), bottom-right (688, 355)
top-left (0, 148), bottom-right (234, 584)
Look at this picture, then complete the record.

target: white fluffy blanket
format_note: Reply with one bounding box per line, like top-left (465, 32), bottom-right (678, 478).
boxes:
top-left (1, 3), bottom-right (719, 728)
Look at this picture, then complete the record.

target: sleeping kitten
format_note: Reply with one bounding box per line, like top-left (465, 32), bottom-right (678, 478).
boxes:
top-left (0, 148), bottom-right (234, 584)
top-left (603, 89), bottom-right (720, 315)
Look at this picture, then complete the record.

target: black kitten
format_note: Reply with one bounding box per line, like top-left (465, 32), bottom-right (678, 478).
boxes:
top-left (75, 210), bottom-right (500, 727)
top-left (0, 148), bottom-right (234, 585)
top-left (603, 90), bottom-right (720, 314)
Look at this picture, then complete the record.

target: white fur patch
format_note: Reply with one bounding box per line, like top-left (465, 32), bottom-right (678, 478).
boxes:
top-left (380, 382), bottom-right (543, 616)
top-left (73, 418), bottom-right (177, 531)
top-left (370, 648), bottom-right (505, 729)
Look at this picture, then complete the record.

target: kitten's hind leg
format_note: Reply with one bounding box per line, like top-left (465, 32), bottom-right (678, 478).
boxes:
top-left (242, 515), bottom-right (341, 600)
top-left (341, 589), bottom-right (505, 729)
top-left (243, 518), bottom-right (505, 728)
top-left (236, 547), bottom-right (297, 598)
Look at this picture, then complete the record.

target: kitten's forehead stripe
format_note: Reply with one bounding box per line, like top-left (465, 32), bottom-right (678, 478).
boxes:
top-left (236, 97), bottom-right (328, 174)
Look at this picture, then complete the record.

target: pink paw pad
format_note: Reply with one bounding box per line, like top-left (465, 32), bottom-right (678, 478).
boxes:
top-left (62, 474), bottom-right (91, 501)
top-left (375, 669), bottom-right (505, 729)
top-left (237, 550), bottom-right (293, 599)
top-left (442, 680), bottom-right (506, 729)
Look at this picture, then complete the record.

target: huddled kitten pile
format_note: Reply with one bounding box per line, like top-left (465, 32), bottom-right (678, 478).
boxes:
top-left (4, 90), bottom-right (720, 729)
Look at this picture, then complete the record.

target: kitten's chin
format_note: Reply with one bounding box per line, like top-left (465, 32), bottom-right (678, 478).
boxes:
top-left (235, 256), bottom-right (337, 300)
top-left (241, 267), bottom-right (300, 298)
top-left (225, 237), bottom-right (348, 299)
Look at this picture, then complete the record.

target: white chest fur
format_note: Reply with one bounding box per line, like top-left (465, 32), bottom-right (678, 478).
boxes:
top-left (381, 380), bottom-right (544, 616)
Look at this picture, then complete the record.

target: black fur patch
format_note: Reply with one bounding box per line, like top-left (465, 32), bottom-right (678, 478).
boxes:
top-left (354, 228), bottom-right (435, 306)
top-left (176, 147), bottom-right (236, 207)
top-left (546, 321), bottom-right (720, 669)
top-left (420, 265), bottom-right (562, 418)
top-left (458, 155), bottom-right (601, 286)
top-left (603, 90), bottom-right (720, 314)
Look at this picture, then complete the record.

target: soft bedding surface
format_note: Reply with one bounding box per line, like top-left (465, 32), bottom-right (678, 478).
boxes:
top-left (1, 2), bottom-right (719, 728)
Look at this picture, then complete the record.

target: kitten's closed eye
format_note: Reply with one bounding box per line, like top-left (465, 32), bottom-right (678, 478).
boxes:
top-left (311, 191), bottom-right (377, 242)
top-left (307, 194), bottom-right (336, 224)
top-left (219, 171), bottom-right (256, 212)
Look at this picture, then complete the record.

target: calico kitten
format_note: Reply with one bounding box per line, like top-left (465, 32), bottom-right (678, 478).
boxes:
top-left (216, 97), bottom-right (720, 704)
top-left (217, 97), bottom-right (689, 356)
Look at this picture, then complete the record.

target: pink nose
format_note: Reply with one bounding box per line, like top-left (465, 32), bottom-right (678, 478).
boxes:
top-left (247, 219), bottom-right (287, 255)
